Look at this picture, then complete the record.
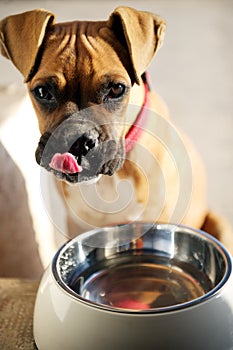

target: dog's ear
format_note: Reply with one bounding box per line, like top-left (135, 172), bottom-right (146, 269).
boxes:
top-left (108, 6), bottom-right (166, 84)
top-left (0, 9), bottom-right (55, 82)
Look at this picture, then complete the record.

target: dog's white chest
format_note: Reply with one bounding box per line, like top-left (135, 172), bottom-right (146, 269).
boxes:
top-left (63, 174), bottom-right (144, 233)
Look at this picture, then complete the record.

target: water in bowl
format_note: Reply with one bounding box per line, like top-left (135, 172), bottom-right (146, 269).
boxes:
top-left (69, 254), bottom-right (211, 311)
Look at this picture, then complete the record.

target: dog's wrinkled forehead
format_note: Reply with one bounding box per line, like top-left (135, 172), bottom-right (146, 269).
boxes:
top-left (0, 7), bottom-right (166, 84)
top-left (36, 21), bottom-right (132, 89)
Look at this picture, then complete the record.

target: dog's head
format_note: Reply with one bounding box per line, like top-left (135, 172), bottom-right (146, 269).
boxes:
top-left (0, 7), bottom-right (166, 183)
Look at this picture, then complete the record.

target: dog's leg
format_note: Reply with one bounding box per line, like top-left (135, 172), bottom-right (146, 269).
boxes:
top-left (202, 211), bottom-right (233, 255)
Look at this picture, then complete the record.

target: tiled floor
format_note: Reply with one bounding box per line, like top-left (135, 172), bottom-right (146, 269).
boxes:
top-left (0, 1), bottom-right (233, 269)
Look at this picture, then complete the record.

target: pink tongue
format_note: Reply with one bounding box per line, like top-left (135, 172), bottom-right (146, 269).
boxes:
top-left (49, 152), bottom-right (83, 174)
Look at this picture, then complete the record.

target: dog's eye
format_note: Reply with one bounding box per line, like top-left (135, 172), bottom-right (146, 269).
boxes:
top-left (106, 83), bottom-right (125, 100)
top-left (34, 86), bottom-right (55, 101)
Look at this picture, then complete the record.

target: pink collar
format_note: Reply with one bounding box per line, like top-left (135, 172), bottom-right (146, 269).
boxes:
top-left (125, 75), bottom-right (150, 153)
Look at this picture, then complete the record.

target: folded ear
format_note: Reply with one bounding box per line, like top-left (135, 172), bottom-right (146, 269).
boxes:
top-left (108, 6), bottom-right (166, 84)
top-left (0, 9), bottom-right (55, 82)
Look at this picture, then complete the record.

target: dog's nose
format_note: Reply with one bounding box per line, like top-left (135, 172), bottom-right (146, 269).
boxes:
top-left (69, 130), bottom-right (99, 158)
top-left (83, 135), bottom-right (98, 153)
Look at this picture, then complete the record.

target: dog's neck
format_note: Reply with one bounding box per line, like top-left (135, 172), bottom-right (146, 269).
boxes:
top-left (125, 73), bottom-right (150, 153)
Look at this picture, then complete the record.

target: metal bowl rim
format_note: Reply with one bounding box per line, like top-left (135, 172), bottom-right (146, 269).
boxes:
top-left (52, 222), bottom-right (232, 314)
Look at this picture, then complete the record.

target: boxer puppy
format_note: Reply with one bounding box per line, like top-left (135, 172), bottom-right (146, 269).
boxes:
top-left (1, 7), bottom-right (232, 251)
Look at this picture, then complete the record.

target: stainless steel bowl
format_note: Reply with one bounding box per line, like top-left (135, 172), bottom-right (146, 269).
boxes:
top-left (34, 223), bottom-right (233, 350)
top-left (53, 222), bottom-right (230, 312)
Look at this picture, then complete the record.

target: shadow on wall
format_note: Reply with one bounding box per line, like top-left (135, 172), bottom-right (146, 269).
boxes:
top-left (0, 141), bottom-right (43, 278)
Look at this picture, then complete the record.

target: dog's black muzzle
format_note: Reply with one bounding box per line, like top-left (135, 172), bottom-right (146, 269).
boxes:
top-left (35, 112), bottom-right (125, 183)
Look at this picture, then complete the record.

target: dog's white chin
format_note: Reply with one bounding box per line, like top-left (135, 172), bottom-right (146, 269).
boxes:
top-left (65, 174), bottom-right (102, 186)
top-left (82, 174), bottom-right (102, 185)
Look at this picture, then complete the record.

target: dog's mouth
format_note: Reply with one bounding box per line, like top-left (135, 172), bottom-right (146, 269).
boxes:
top-left (35, 123), bottom-right (125, 184)
top-left (48, 132), bottom-right (99, 183)
top-left (49, 152), bottom-right (83, 175)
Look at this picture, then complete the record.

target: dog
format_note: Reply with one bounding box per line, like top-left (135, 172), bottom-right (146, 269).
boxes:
top-left (1, 6), bottom-right (232, 253)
